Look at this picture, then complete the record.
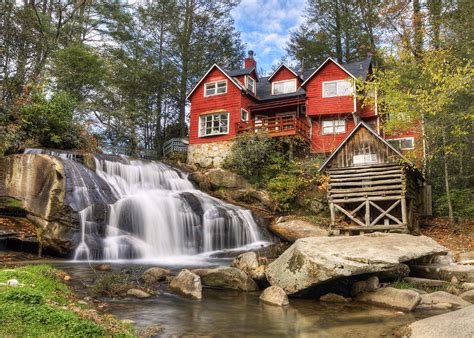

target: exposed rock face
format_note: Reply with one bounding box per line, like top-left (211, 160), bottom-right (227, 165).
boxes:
top-left (460, 290), bottom-right (474, 303)
top-left (0, 154), bottom-right (76, 254)
top-left (408, 305), bottom-right (474, 338)
top-left (265, 233), bottom-right (447, 295)
top-left (420, 291), bottom-right (471, 308)
top-left (403, 277), bottom-right (449, 288)
top-left (270, 218), bottom-right (330, 242)
top-left (170, 269), bottom-right (202, 300)
top-left (231, 252), bottom-right (259, 274)
top-left (356, 287), bottom-right (421, 311)
top-left (200, 267), bottom-right (259, 291)
top-left (142, 267), bottom-right (171, 284)
top-left (259, 286), bottom-right (289, 306)
top-left (351, 276), bottom-right (379, 296)
top-left (409, 264), bottom-right (474, 282)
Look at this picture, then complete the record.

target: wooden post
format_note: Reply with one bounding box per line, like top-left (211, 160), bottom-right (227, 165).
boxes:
top-left (330, 202), bottom-right (336, 226)
top-left (401, 196), bottom-right (408, 226)
top-left (365, 199), bottom-right (370, 226)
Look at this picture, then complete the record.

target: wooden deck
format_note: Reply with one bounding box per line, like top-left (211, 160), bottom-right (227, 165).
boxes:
top-left (236, 114), bottom-right (310, 143)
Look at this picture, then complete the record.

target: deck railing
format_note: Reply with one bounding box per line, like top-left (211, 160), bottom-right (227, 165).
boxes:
top-left (162, 138), bottom-right (189, 157)
top-left (236, 114), bottom-right (311, 143)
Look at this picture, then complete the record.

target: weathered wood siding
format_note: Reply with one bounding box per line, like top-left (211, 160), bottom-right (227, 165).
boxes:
top-left (328, 127), bottom-right (401, 168)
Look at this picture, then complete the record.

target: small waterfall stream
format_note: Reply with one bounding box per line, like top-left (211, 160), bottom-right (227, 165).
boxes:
top-left (24, 149), bottom-right (268, 261)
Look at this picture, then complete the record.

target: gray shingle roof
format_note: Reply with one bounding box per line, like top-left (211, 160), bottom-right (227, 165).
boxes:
top-left (339, 57), bottom-right (372, 79)
top-left (225, 67), bottom-right (256, 77)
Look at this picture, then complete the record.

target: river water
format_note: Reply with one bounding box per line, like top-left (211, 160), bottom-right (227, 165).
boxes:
top-left (53, 262), bottom-right (436, 338)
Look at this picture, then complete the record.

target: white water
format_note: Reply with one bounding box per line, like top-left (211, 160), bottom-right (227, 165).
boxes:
top-left (24, 149), bottom-right (268, 261)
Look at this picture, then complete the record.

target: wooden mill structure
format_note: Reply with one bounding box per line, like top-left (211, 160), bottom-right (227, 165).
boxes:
top-left (319, 122), bottom-right (425, 234)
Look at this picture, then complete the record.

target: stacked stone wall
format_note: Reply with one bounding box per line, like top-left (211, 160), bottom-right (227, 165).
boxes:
top-left (187, 141), bottom-right (234, 168)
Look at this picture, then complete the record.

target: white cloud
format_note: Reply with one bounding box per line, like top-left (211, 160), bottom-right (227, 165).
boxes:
top-left (231, 0), bottom-right (305, 74)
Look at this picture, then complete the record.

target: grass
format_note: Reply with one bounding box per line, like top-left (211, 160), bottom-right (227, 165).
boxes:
top-left (392, 280), bottom-right (452, 293)
top-left (0, 265), bottom-right (134, 337)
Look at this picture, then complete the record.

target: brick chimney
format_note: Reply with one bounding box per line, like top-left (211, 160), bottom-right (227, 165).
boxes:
top-left (244, 50), bottom-right (256, 69)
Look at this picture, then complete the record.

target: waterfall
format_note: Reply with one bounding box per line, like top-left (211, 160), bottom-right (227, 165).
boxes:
top-left (24, 149), bottom-right (268, 261)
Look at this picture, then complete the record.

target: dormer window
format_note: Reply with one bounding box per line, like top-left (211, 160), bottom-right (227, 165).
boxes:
top-left (323, 80), bottom-right (353, 97)
top-left (205, 80), bottom-right (227, 97)
top-left (272, 79), bottom-right (296, 95)
top-left (245, 75), bottom-right (255, 94)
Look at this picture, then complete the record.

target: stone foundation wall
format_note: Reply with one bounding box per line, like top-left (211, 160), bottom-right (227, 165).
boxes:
top-left (187, 141), bottom-right (234, 168)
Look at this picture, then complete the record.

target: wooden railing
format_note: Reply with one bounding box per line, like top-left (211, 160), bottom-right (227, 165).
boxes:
top-left (236, 114), bottom-right (311, 143)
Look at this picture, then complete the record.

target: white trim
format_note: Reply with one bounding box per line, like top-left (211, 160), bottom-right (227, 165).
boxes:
top-left (198, 112), bottom-right (230, 138)
top-left (271, 78), bottom-right (297, 95)
top-left (268, 64), bottom-right (299, 81)
top-left (321, 119), bottom-right (346, 135)
top-left (244, 75), bottom-right (256, 94)
top-left (186, 64), bottom-right (244, 100)
top-left (204, 79), bottom-right (227, 97)
top-left (240, 108), bottom-right (249, 121)
top-left (301, 57), bottom-right (356, 87)
top-left (386, 137), bottom-right (415, 150)
top-left (322, 79), bottom-right (354, 98)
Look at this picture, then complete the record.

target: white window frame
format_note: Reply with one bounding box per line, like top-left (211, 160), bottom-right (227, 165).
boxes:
top-left (241, 108), bottom-right (249, 121)
top-left (321, 119), bottom-right (346, 135)
top-left (245, 75), bottom-right (256, 94)
top-left (271, 79), bottom-right (297, 95)
top-left (198, 112), bottom-right (230, 137)
top-left (387, 137), bottom-right (415, 150)
top-left (322, 79), bottom-right (353, 98)
top-left (204, 80), bottom-right (227, 97)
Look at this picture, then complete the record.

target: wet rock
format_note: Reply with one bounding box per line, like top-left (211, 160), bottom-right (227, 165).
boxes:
top-left (356, 287), bottom-right (421, 311)
top-left (231, 252), bottom-right (259, 274)
top-left (408, 305), bottom-right (474, 337)
top-left (320, 293), bottom-right (349, 303)
top-left (94, 264), bottom-right (112, 272)
top-left (142, 267), bottom-right (171, 284)
top-left (259, 286), bottom-right (289, 306)
top-left (170, 269), bottom-right (202, 300)
top-left (269, 218), bottom-right (329, 242)
top-left (265, 233), bottom-right (447, 295)
top-left (126, 288), bottom-right (151, 299)
top-left (205, 168), bottom-right (252, 190)
top-left (200, 267), bottom-right (259, 291)
top-left (460, 290), bottom-right (474, 303)
top-left (420, 291), bottom-right (471, 309)
top-left (403, 277), bottom-right (449, 288)
top-left (409, 264), bottom-right (474, 283)
top-left (226, 189), bottom-right (275, 210)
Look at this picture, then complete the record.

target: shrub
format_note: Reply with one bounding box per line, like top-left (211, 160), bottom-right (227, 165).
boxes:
top-left (435, 188), bottom-right (474, 218)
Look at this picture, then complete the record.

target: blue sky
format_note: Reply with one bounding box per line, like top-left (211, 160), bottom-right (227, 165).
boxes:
top-left (231, 0), bottom-right (305, 75)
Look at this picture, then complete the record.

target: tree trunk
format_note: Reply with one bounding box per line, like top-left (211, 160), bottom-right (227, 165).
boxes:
top-left (412, 0), bottom-right (424, 59)
top-left (442, 129), bottom-right (454, 223)
top-left (334, 0), bottom-right (343, 62)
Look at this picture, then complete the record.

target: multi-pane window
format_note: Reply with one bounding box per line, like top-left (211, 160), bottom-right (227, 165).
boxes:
top-left (323, 80), bottom-right (353, 97)
top-left (199, 113), bottom-right (229, 137)
top-left (387, 137), bottom-right (415, 150)
top-left (246, 76), bottom-right (255, 93)
top-left (241, 109), bottom-right (249, 121)
top-left (322, 120), bottom-right (346, 134)
top-left (272, 79), bottom-right (296, 95)
top-left (204, 80), bottom-right (227, 97)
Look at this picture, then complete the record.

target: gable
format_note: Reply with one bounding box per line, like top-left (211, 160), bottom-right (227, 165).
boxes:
top-left (268, 64), bottom-right (299, 82)
top-left (320, 123), bottom-right (408, 170)
top-left (301, 58), bottom-right (356, 88)
top-left (186, 64), bottom-right (243, 100)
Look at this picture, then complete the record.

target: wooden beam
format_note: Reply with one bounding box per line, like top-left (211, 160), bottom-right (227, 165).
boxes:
top-left (329, 178), bottom-right (403, 187)
top-left (330, 174), bottom-right (403, 182)
top-left (369, 200), bottom-right (402, 226)
top-left (331, 195), bottom-right (402, 203)
top-left (328, 165), bottom-right (401, 175)
top-left (365, 199), bottom-right (370, 226)
top-left (333, 203), bottom-right (366, 227)
top-left (329, 184), bottom-right (403, 194)
top-left (329, 169), bottom-right (402, 179)
top-left (401, 196), bottom-right (408, 225)
top-left (330, 202), bottom-right (336, 226)
top-left (329, 190), bottom-right (402, 199)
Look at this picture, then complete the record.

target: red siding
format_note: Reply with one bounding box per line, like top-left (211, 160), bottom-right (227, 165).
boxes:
top-left (189, 67), bottom-right (243, 145)
top-left (270, 67), bottom-right (301, 86)
top-left (311, 114), bottom-right (356, 153)
top-left (305, 61), bottom-right (354, 116)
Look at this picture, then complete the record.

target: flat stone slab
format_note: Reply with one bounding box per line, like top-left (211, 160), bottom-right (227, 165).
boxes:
top-left (265, 233), bottom-right (447, 295)
top-left (408, 305), bottom-right (474, 338)
top-left (410, 264), bottom-right (474, 283)
top-left (403, 277), bottom-right (449, 288)
top-left (356, 287), bottom-right (420, 311)
top-left (270, 219), bottom-right (329, 242)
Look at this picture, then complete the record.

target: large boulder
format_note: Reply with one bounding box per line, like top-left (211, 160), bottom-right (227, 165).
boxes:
top-left (409, 264), bottom-right (474, 283)
top-left (408, 305), bottom-right (474, 338)
top-left (460, 290), bottom-right (474, 303)
top-left (419, 291), bottom-right (471, 309)
top-left (170, 269), bottom-right (202, 300)
top-left (231, 252), bottom-right (259, 274)
top-left (356, 287), bottom-right (421, 311)
top-left (265, 233), bottom-right (447, 295)
top-left (200, 267), bottom-right (259, 291)
top-left (198, 168), bottom-right (252, 190)
top-left (142, 267), bottom-right (171, 284)
top-left (270, 218), bottom-right (329, 242)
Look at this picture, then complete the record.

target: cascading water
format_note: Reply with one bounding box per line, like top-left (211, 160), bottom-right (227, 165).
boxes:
top-left (24, 149), bottom-right (268, 262)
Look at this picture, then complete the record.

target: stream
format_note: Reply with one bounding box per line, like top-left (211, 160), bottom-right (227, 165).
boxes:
top-left (53, 261), bottom-right (436, 338)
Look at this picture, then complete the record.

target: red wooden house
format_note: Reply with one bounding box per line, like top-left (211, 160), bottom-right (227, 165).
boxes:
top-left (186, 51), bottom-right (421, 168)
